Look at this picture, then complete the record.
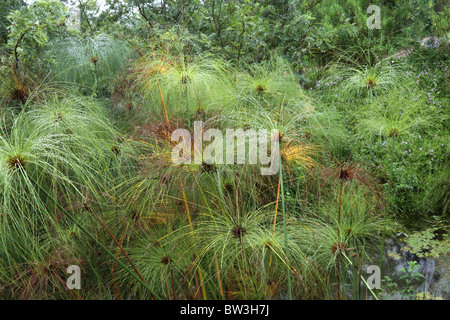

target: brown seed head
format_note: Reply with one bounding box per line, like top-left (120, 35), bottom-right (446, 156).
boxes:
top-left (161, 256), bottom-right (172, 265)
top-left (6, 154), bottom-right (27, 172)
top-left (231, 225), bottom-right (246, 239)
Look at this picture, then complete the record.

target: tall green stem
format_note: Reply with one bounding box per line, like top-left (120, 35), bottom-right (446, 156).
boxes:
top-left (377, 223), bottom-right (387, 298)
top-left (337, 179), bottom-right (344, 299)
top-left (279, 144), bottom-right (292, 299)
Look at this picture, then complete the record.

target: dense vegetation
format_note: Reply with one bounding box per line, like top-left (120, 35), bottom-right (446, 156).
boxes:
top-left (0, 0), bottom-right (448, 300)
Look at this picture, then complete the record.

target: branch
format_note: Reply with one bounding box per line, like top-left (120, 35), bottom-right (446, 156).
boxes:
top-left (13, 26), bottom-right (33, 77)
top-left (78, 0), bottom-right (93, 32)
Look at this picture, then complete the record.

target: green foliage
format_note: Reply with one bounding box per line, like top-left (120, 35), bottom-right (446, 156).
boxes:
top-left (0, 0), bottom-right (447, 301)
top-left (6, 0), bottom-right (67, 63)
top-left (431, 8), bottom-right (450, 39)
top-left (0, 0), bottom-right (26, 45)
top-left (381, 261), bottom-right (426, 300)
top-left (324, 53), bottom-right (409, 100)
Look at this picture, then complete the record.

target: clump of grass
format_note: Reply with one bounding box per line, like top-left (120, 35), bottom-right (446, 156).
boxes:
top-left (238, 55), bottom-right (306, 106)
top-left (302, 188), bottom-right (392, 299)
top-left (323, 50), bottom-right (409, 100)
top-left (355, 87), bottom-right (435, 140)
top-left (0, 62), bottom-right (60, 109)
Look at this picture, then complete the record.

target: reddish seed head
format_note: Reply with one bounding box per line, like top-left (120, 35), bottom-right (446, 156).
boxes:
top-left (366, 78), bottom-right (376, 87)
top-left (6, 154), bottom-right (27, 172)
top-left (231, 225), bottom-right (246, 239)
top-left (161, 256), bottom-right (172, 265)
top-left (332, 242), bottom-right (345, 255)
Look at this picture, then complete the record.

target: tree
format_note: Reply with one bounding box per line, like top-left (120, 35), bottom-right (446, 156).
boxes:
top-left (3, 0), bottom-right (67, 106)
top-left (7, 0), bottom-right (67, 68)
top-left (0, 0), bottom-right (26, 45)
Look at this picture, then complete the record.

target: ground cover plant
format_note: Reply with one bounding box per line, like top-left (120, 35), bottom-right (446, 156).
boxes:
top-left (0, 0), bottom-right (448, 301)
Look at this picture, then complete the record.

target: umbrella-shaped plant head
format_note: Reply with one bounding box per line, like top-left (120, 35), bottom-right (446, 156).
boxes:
top-left (237, 55), bottom-right (306, 107)
top-left (115, 225), bottom-right (192, 299)
top-left (302, 189), bottom-right (392, 277)
top-left (27, 95), bottom-right (128, 172)
top-left (47, 33), bottom-right (133, 96)
top-left (132, 52), bottom-right (230, 119)
top-left (355, 87), bottom-right (434, 141)
top-left (187, 198), bottom-right (329, 299)
top-left (224, 97), bottom-right (318, 174)
top-left (327, 54), bottom-right (408, 100)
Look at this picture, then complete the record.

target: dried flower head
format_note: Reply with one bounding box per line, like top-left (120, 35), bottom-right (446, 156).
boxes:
top-left (321, 160), bottom-right (385, 210)
top-left (54, 112), bottom-right (64, 122)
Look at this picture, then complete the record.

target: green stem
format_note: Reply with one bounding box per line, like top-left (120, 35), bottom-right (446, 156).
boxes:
top-left (185, 85), bottom-right (190, 126)
top-left (379, 224), bottom-right (387, 269)
top-left (377, 223), bottom-right (387, 297)
top-left (341, 253), bottom-right (379, 300)
top-left (337, 179), bottom-right (344, 299)
top-left (279, 144), bottom-right (292, 299)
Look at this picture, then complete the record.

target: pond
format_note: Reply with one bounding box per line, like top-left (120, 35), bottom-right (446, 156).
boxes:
top-left (356, 238), bottom-right (449, 300)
